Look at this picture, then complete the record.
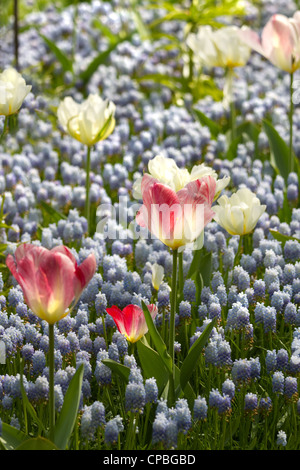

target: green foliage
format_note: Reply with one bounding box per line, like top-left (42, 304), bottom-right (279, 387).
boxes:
top-left (53, 364), bottom-right (84, 449)
top-left (262, 119), bottom-right (296, 181)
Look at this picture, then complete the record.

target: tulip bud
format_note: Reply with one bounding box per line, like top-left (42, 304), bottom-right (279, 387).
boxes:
top-left (0, 68), bottom-right (31, 116)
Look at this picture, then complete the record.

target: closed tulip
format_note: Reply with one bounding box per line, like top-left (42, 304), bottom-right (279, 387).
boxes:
top-left (151, 263), bottom-right (164, 290)
top-left (57, 94), bottom-right (116, 146)
top-left (0, 68), bottom-right (31, 116)
top-left (136, 173), bottom-right (216, 250)
top-left (106, 304), bottom-right (158, 343)
top-left (213, 188), bottom-right (266, 236)
top-left (239, 13), bottom-right (300, 73)
top-left (6, 244), bottom-right (97, 324)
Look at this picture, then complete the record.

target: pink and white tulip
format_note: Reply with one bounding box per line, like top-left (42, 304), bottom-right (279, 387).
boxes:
top-left (6, 244), bottom-right (97, 324)
top-left (106, 304), bottom-right (158, 343)
top-left (239, 13), bottom-right (300, 73)
top-left (136, 174), bottom-right (216, 250)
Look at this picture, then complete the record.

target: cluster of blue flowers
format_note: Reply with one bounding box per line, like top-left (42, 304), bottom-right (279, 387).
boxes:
top-left (1, 0), bottom-right (300, 450)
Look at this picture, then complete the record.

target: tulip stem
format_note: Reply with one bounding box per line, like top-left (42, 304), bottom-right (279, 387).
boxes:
top-left (170, 249), bottom-right (178, 362)
top-left (289, 71), bottom-right (294, 173)
top-left (48, 323), bottom-right (55, 442)
top-left (0, 116), bottom-right (8, 144)
top-left (178, 251), bottom-right (183, 305)
top-left (169, 248), bottom-right (178, 405)
top-left (225, 67), bottom-right (236, 142)
top-left (85, 145), bottom-right (91, 234)
top-left (14, 0), bottom-right (19, 70)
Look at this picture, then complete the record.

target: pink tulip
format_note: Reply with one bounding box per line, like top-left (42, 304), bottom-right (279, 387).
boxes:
top-left (239, 13), bottom-right (300, 73)
top-left (136, 174), bottom-right (216, 250)
top-left (106, 304), bottom-right (158, 343)
top-left (6, 244), bottom-right (97, 324)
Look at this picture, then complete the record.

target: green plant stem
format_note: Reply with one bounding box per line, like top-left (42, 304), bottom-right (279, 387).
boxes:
top-left (289, 71), bottom-right (294, 173)
top-left (85, 145), bottom-right (91, 234)
top-left (14, 0), bottom-right (19, 70)
top-left (0, 116), bottom-right (9, 144)
top-left (169, 248), bottom-right (178, 405)
top-left (178, 251), bottom-right (183, 305)
top-left (170, 249), bottom-right (178, 363)
top-left (225, 67), bottom-right (235, 141)
top-left (48, 323), bottom-right (55, 442)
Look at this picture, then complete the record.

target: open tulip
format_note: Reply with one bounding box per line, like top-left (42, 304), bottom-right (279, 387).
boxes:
top-left (106, 304), bottom-right (158, 343)
top-left (133, 155), bottom-right (229, 202)
top-left (58, 94), bottom-right (116, 234)
top-left (6, 243), bottom-right (97, 439)
top-left (6, 244), bottom-right (97, 324)
top-left (136, 173), bottom-right (216, 250)
top-left (239, 12), bottom-right (300, 172)
top-left (0, 67), bottom-right (31, 116)
top-left (213, 188), bottom-right (266, 236)
top-left (187, 25), bottom-right (251, 130)
top-left (57, 94), bottom-right (116, 147)
top-left (187, 25), bottom-right (251, 69)
top-left (239, 13), bottom-right (300, 73)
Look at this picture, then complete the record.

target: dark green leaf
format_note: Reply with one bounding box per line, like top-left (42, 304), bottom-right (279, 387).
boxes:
top-left (39, 201), bottom-right (67, 223)
top-left (269, 229), bottom-right (300, 245)
top-left (262, 119), bottom-right (296, 181)
top-left (226, 121), bottom-right (260, 160)
top-left (16, 437), bottom-right (59, 450)
top-left (180, 318), bottom-right (216, 393)
top-left (53, 364), bottom-right (84, 450)
top-left (187, 248), bottom-right (203, 279)
top-left (39, 34), bottom-right (73, 72)
top-left (0, 423), bottom-right (29, 450)
top-left (174, 364), bottom-right (195, 408)
top-left (20, 363), bottom-right (46, 432)
top-left (189, 250), bottom-right (212, 288)
top-left (102, 359), bottom-right (130, 383)
top-left (141, 301), bottom-right (172, 374)
top-left (193, 108), bottom-right (221, 138)
top-left (80, 33), bottom-right (133, 84)
top-left (137, 337), bottom-right (169, 394)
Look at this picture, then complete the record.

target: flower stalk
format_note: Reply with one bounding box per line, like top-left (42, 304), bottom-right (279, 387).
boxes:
top-left (48, 323), bottom-right (55, 441)
top-left (85, 145), bottom-right (92, 234)
top-left (289, 70), bottom-right (294, 173)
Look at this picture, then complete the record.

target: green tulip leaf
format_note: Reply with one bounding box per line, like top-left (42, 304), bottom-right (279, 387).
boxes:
top-left (193, 108), bottom-right (221, 138)
top-left (0, 423), bottom-right (30, 450)
top-left (39, 34), bottom-right (73, 72)
top-left (20, 363), bottom-right (46, 433)
top-left (141, 301), bottom-right (172, 374)
top-left (137, 337), bottom-right (169, 394)
top-left (53, 364), bottom-right (84, 450)
top-left (262, 119), bottom-right (296, 181)
top-left (180, 318), bottom-right (216, 394)
top-left (102, 359), bottom-right (131, 383)
top-left (16, 437), bottom-right (59, 450)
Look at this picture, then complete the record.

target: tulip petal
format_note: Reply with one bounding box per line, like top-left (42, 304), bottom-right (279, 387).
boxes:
top-left (106, 306), bottom-right (127, 336)
top-left (238, 27), bottom-right (265, 56)
top-left (74, 253), bottom-right (97, 301)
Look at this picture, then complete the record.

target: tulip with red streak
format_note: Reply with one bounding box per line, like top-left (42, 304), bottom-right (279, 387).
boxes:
top-left (106, 304), bottom-right (158, 343)
top-left (136, 174), bottom-right (216, 250)
top-left (6, 244), bottom-right (97, 324)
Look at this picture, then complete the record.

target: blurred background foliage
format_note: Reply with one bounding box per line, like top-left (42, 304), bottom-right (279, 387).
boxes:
top-left (0, 0), bottom-right (260, 107)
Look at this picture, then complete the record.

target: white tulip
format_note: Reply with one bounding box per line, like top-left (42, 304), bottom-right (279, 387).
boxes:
top-left (213, 188), bottom-right (266, 236)
top-left (57, 94), bottom-right (116, 146)
top-left (151, 263), bottom-right (164, 290)
top-left (0, 68), bottom-right (31, 116)
top-left (187, 25), bottom-right (251, 69)
top-left (133, 155), bottom-right (230, 202)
